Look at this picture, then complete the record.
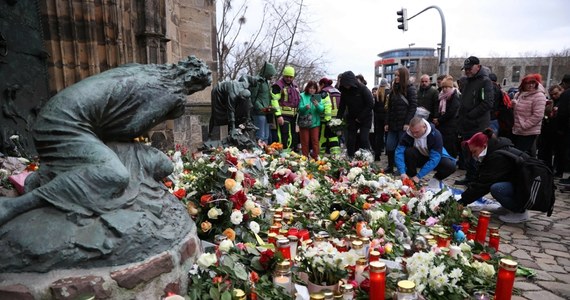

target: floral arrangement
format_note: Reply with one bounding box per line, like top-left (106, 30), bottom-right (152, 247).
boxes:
top-left (296, 241), bottom-right (357, 286)
top-left (327, 118), bottom-right (346, 135)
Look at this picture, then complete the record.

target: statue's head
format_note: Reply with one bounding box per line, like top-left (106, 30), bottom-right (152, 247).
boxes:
top-left (173, 56), bottom-right (212, 95)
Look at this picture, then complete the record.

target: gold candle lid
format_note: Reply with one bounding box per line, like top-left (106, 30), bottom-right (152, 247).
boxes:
top-left (490, 232), bottom-right (500, 238)
top-left (489, 226), bottom-right (499, 234)
top-left (499, 258), bottom-right (518, 271)
top-left (356, 258), bottom-right (367, 266)
top-left (351, 240), bottom-right (363, 249)
top-left (359, 236), bottom-right (370, 244)
top-left (322, 289), bottom-right (334, 299)
top-left (309, 293), bottom-right (325, 300)
top-left (283, 207), bottom-right (293, 212)
top-left (276, 260), bottom-right (291, 271)
top-left (370, 250), bottom-right (380, 258)
top-left (341, 283), bottom-right (354, 292)
top-left (370, 261), bottom-right (386, 272)
top-left (479, 210), bottom-right (492, 217)
top-left (397, 280), bottom-right (416, 293)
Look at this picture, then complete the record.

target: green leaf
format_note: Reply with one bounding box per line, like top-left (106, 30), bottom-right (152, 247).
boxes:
top-left (221, 291), bottom-right (232, 300)
top-left (234, 263), bottom-right (249, 281)
top-left (209, 287), bottom-right (220, 300)
top-left (222, 255), bottom-right (235, 268)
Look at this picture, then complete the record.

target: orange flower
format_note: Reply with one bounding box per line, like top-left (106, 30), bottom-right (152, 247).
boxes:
top-left (223, 228), bottom-right (236, 241)
top-left (200, 194), bottom-right (213, 206)
top-left (173, 188), bottom-right (186, 200)
top-left (201, 221), bottom-right (212, 233)
top-left (250, 207), bottom-right (262, 218)
top-left (249, 271), bottom-right (260, 283)
top-left (362, 202), bottom-right (372, 210)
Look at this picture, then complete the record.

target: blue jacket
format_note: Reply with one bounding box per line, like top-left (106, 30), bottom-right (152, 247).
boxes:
top-left (395, 121), bottom-right (455, 179)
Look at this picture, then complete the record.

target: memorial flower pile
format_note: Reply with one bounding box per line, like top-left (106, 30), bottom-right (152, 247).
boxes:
top-left (164, 144), bottom-right (533, 299)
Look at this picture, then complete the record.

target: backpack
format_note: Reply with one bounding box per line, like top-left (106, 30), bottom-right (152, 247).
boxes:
top-left (501, 91), bottom-right (512, 109)
top-left (496, 148), bottom-right (555, 216)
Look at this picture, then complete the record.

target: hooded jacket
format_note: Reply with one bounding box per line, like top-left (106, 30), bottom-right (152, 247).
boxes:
top-left (459, 137), bottom-right (516, 205)
top-left (458, 67), bottom-right (494, 136)
top-left (512, 85), bottom-right (547, 135)
top-left (336, 71), bottom-right (374, 128)
top-left (241, 62), bottom-right (277, 115)
top-left (386, 83), bottom-right (418, 131)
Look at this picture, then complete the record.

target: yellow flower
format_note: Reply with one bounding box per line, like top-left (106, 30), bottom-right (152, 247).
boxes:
top-left (200, 221), bottom-right (212, 233)
top-left (225, 178), bottom-right (237, 191)
top-left (251, 207), bottom-right (262, 218)
top-left (330, 211), bottom-right (340, 221)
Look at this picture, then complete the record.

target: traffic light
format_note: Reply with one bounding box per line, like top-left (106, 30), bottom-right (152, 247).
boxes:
top-left (397, 8), bottom-right (408, 31)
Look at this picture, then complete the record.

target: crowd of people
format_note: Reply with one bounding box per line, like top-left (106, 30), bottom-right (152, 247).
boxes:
top-left (212, 57), bottom-right (569, 224)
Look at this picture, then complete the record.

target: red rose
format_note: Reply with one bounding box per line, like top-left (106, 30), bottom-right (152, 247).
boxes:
top-left (173, 188), bottom-right (186, 200)
top-left (259, 249), bottom-right (275, 269)
top-left (225, 152), bottom-right (238, 165)
top-left (400, 204), bottom-right (409, 214)
top-left (200, 194), bottom-right (213, 206)
top-left (380, 193), bottom-right (390, 202)
top-left (229, 190), bottom-right (247, 210)
top-left (349, 193), bottom-right (358, 204)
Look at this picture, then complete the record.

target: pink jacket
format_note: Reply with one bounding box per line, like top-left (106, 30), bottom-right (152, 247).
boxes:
top-left (512, 86), bottom-right (546, 135)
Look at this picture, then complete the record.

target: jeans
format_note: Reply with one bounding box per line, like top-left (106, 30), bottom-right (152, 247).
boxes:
top-left (252, 115), bottom-right (270, 143)
top-left (385, 130), bottom-right (405, 152)
top-left (403, 147), bottom-right (456, 180)
top-left (489, 182), bottom-right (520, 211)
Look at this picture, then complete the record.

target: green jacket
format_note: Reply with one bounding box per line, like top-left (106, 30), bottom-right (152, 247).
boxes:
top-left (298, 91), bottom-right (325, 128)
top-left (241, 62), bottom-right (276, 115)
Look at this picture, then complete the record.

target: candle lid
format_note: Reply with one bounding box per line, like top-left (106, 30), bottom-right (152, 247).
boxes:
top-left (369, 261), bottom-right (386, 272)
top-left (397, 280), bottom-right (416, 293)
top-left (341, 283), bottom-right (354, 292)
top-left (468, 229), bottom-right (476, 233)
top-left (275, 207), bottom-right (283, 212)
top-left (499, 258), bottom-right (518, 271)
top-left (309, 293), bottom-right (325, 300)
top-left (479, 210), bottom-right (492, 217)
top-left (283, 207), bottom-right (293, 212)
top-left (489, 226), bottom-right (499, 233)
top-left (490, 232), bottom-right (500, 238)
top-left (356, 258), bottom-right (367, 266)
top-left (359, 236), bottom-right (370, 244)
top-left (277, 238), bottom-right (290, 248)
top-left (322, 289), bottom-right (334, 299)
top-left (351, 240), bottom-right (363, 249)
top-left (333, 293), bottom-right (343, 299)
top-left (288, 235), bottom-right (299, 242)
top-left (370, 250), bottom-right (380, 257)
top-left (276, 260), bottom-right (291, 271)
top-left (314, 235), bottom-right (325, 242)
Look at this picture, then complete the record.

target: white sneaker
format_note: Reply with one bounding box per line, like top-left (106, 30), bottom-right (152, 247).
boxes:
top-left (499, 211), bottom-right (529, 223)
top-left (468, 198), bottom-right (502, 212)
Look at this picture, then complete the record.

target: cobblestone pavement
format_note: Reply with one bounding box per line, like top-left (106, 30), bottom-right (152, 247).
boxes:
top-left (372, 155), bottom-right (570, 300)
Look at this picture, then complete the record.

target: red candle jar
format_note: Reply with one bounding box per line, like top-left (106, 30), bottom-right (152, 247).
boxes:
top-left (277, 238), bottom-right (291, 260)
top-left (461, 221), bottom-right (471, 234)
top-left (345, 265), bottom-right (355, 281)
top-left (489, 232), bottom-right (500, 252)
top-left (298, 229), bottom-right (310, 241)
top-left (269, 225), bottom-right (280, 234)
top-left (369, 261), bottom-right (386, 300)
top-left (287, 227), bottom-right (299, 238)
top-left (494, 259), bottom-right (517, 300)
top-left (467, 229), bottom-right (476, 241)
top-left (475, 211), bottom-right (491, 244)
top-left (267, 232), bottom-right (277, 245)
top-left (369, 250), bottom-right (380, 262)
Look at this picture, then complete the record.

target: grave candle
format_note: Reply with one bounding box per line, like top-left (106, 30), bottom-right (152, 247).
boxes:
top-left (369, 261), bottom-right (386, 300)
top-left (355, 258), bottom-right (367, 284)
top-left (488, 233), bottom-right (500, 252)
top-left (475, 211), bottom-right (491, 244)
top-left (494, 259), bottom-right (517, 300)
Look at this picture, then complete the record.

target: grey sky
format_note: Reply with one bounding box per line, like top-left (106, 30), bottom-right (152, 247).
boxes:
top-left (233, 0), bottom-right (569, 87)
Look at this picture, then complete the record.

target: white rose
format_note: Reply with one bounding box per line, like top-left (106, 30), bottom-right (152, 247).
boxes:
top-left (207, 207), bottom-right (223, 219)
top-left (196, 253), bottom-right (217, 269)
top-left (249, 221), bottom-right (260, 234)
top-left (230, 210), bottom-right (243, 225)
top-left (244, 199), bottom-right (256, 211)
top-left (219, 239), bottom-right (234, 252)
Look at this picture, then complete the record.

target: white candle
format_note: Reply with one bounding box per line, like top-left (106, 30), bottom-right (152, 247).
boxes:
top-left (273, 275), bottom-right (291, 294)
top-left (355, 264), bottom-right (366, 284)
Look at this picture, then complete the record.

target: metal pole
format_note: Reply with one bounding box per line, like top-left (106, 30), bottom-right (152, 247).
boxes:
top-left (407, 5), bottom-right (446, 75)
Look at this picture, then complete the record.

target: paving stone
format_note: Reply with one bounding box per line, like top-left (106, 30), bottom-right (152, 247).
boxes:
top-left (532, 252), bottom-right (554, 259)
top-left (522, 290), bottom-right (566, 300)
top-left (537, 262), bottom-right (567, 273)
top-left (558, 257), bottom-right (570, 266)
top-left (551, 273), bottom-right (570, 284)
top-left (514, 281), bottom-right (542, 291)
top-left (516, 259), bottom-right (540, 270)
top-left (511, 249), bottom-right (532, 260)
top-left (545, 249), bottom-right (570, 259)
top-left (534, 270), bottom-right (557, 281)
top-left (541, 243), bottom-right (568, 252)
top-left (536, 281), bottom-right (570, 298)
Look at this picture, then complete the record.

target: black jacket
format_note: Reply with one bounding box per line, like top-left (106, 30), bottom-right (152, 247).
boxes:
top-left (385, 84), bottom-right (417, 131)
top-left (337, 71), bottom-right (374, 128)
top-left (459, 137), bottom-right (516, 205)
top-left (435, 90), bottom-right (460, 137)
top-left (417, 85), bottom-right (439, 120)
top-left (458, 67), bottom-right (494, 136)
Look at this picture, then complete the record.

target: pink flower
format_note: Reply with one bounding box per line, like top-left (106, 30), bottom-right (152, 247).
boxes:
top-left (426, 216), bottom-right (439, 226)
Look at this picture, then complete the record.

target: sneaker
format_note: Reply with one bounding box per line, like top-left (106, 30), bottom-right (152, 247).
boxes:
top-left (499, 210), bottom-right (529, 223)
top-left (468, 198), bottom-right (502, 212)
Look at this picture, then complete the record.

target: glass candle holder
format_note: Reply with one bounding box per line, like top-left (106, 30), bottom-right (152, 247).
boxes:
top-left (436, 233), bottom-right (450, 248)
top-left (299, 229), bottom-right (310, 241)
top-left (461, 221), bottom-right (471, 234)
top-left (488, 233), bottom-right (500, 252)
top-left (396, 280), bottom-right (417, 300)
top-left (467, 229), bottom-right (476, 241)
top-left (494, 259), bottom-right (517, 300)
top-left (277, 238), bottom-right (291, 260)
top-left (341, 283), bottom-right (354, 300)
top-left (369, 250), bottom-right (380, 262)
top-left (273, 260), bottom-right (292, 295)
top-left (355, 258), bottom-right (367, 284)
top-left (471, 291), bottom-right (490, 300)
top-left (351, 240), bottom-right (364, 257)
top-left (267, 232), bottom-right (277, 245)
top-left (475, 211), bottom-right (491, 244)
top-left (369, 261), bottom-right (386, 300)
top-left (288, 235), bottom-right (299, 260)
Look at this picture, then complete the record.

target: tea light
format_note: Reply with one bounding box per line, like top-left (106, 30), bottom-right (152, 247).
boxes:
top-left (472, 291), bottom-right (490, 300)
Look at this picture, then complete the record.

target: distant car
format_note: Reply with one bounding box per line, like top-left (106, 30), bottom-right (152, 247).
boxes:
top-left (507, 87), bottom-right (518, 99)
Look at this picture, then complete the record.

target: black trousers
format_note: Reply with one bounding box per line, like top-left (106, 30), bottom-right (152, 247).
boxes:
top-left (404, 147), bottom-right (456, 180)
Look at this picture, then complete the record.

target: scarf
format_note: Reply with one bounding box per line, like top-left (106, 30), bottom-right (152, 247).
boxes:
top-left (438, 89), bottom-right (454, 114)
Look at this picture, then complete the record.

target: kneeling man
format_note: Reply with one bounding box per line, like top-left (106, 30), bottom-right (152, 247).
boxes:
top-left (396, 116), bottom-right (456, 185)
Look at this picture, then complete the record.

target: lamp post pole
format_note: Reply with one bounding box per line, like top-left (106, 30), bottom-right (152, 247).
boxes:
top-left (408, 43), bottom-right (415, 57)
top-left (405, 6), bottom-right (446, 75)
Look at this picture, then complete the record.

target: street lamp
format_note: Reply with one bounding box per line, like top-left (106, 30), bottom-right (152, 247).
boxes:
top-left (408, 43), bottom-right (415, 57)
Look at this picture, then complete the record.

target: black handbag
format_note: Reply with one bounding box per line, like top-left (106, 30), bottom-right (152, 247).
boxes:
top-left (298, 114), bottom-right (313, 128)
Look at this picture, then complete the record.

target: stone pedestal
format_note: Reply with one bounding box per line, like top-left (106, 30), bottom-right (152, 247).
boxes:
top-left (0, 229), bottom-right (201, 300)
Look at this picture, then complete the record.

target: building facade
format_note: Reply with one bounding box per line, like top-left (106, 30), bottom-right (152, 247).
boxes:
top-left (375, 47), bottom-right (570, 91)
